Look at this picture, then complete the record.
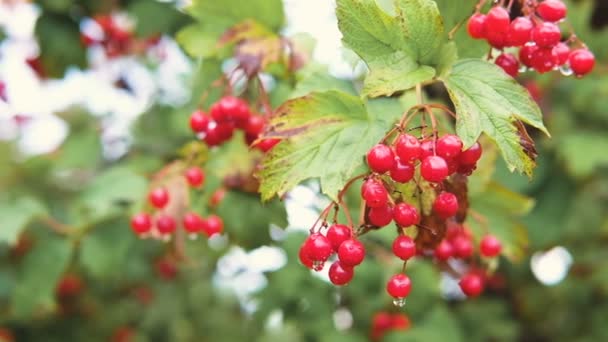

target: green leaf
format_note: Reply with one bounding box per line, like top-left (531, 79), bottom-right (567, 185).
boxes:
top-left (128, 0), bottom-right (190, 37)
top-left (0, 197), bottom-right (46, 245)
top-left (258, 91), bottom-right (403, 201)
top-left (35, 13), bottom-right (86, 77)
top-left (442, 59), bottom-right (549, 176)
top-left (80, 220), bottom-right (135, 279)
top-left (291, 67), bottom-right (357, 98)
top-left (556, 131), bottom-right (608, 179)
top-left (11, 236), bottom-right (72, 318)
top-left (336, 0), bottom-right (456, 97)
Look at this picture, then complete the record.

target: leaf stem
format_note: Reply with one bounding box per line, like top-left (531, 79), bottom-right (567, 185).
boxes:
top-left (256, 75), bottom-right (273, 116)
top-left (39, 216), bottom-right (72, 235)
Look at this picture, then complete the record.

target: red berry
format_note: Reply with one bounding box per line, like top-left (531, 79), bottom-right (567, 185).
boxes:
top-left (185, 167), bottom-right (205, 187)
top-left (532, 22), bottom-right (561, 48)
top-left (371, 312), bottom-right (393, 340)
top-left (421, 156), bottom-right (449, 183)
top-left (245, 115), bottom-right (265, 137)
top-left (452, 236), bottom-right (474, 258)
top-left (434, 240), bottom-right (454, 261)
top-left (531, 47), bottom-right (559, 73)
top-left (213, 96), bottom-right (244, 123)
top-left (458, 142), bottom-right (482, 165)
top-left (485, 7), bottom-right (510, 33)
top-left (367, 144), bottom-right (395, 173)
top-left (519, 44), bottom-right (539, 68)
top-left (328, 261), bottom-right (354, 286)
top-left (395, 134), bottom-right (421, 162)
top-left (361, 179), bottom-right (389, 208)
top-left (255, 138), bottom-right (281, 152)
top-left (436, 134), bottom-right (463, 159)
top-left (386, 274), bottom-right (412, 298)
top-left (232, 100), bottom-right (251, 128)
top-left (156, 214), bottom-right (176, 234)
top-left (537, 0), bottom-right (567, 22)
top-left (189, 110), bottom-right (209, 133)
top-left (569, 49), bottom-right (595, 76)
top-left (467, 14), bottom-right (486, 39)
top-left (495, 53), bottom-right (519, 77)
top-left (338, 239), bottom-right (365, 267)
top-left (552, 42), bottom-right (570, 65)
top-left (480, 235), bottom-right (502, 257)
top-left (215, 122), bottom-right (235, 141)
top-left (203, 215), bottom-right (224, 237)
top-left (298, 243), bottom-right (314, 268)
top-left (304, 233), bottom-right (333, 262)
top-left (419, 139), bottom-right (435, 160)
top-left (486, 30), bottom-right (507, 49)
top-left (326, 224), bottom-right (352, 251)
top-left (209, 188), bottom-right (226, 207)
top-left (130, 213), bottom-right (152, 234)
top-left (56, 274), bottom-right (84, 298)
top-left (368, 205), bottom-right (393, 227)
top-left (433, 192), bottom-right (459, 219)
top-left (393, 203), bottom-right (420, 227)
top-left (148, 187), bottom-right (169, 209)
top-left (183, 212), bottom-right (203, 233)
top-left (459, 273), bottom-right (485, 297)
top-left (155, 258), bottom-right (178, 280)
top-left (392, 235), bottom-right (416, 260)
top-left (391, 314), bottom-right (411, 330)
top-left (390, 157), bottom-right (415, 183)
top-left (204, 123), bottom-right (224, 146)
top-left (507, 17), bottom-right (533, 46)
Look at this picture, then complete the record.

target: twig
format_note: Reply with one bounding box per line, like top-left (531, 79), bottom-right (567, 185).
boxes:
top-left (40, 216), bottom-right (71, 235)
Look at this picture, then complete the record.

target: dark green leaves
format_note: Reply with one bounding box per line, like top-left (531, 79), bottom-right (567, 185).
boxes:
top-left (442, 59), bottom-right (549, 176)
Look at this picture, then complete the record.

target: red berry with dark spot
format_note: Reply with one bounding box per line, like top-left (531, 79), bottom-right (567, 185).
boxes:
top-left (395, 134), bottom-right (421, 162)
top-left (189, 110), bottom-right (209, 133)
top-left (434, 240), bottom-right (454, 261)
top-left (304, 233), bottom-right (333, 262)
top-left (553, 42), bottom-right (570, 65)
top-left (532, 22), bottom-right (561, 48)
top-left (338, 239), bottom-right (365, 267)
top-left (458, 142), bottom-right (483, 165)
top-left (393, 203), bottom-right (420, 227)
top-left (569, 49), bottom-right (595, 76)
top-left (367, 144), bottom-right (395, 173)
top-left (203, 215), bottom-right (224, 237)
top-left (386, 274), bottom-right (412, 298)
top-left (480, 235), bottom-right (503, 257)
top-left (537, 0), bottom-right (567, 22)
top-left (368, 204), bottom-right (393, 227)
top-left (467, 13), bottom-right (486, 39)
top-left (183, 212), bottom-right (203, 233)
top-left (459, 273), bottom-right (485, 297)
top-left (531, 47), bottom-right (558, 73)
top-left (507, 17), bottom-right (533, 46)
top-left (421, 156), bottom-right (449, 183)
top-left (328, 261), bottom-right (354, 285)
top-left (326, 224), bottom-right (352, 251)
top-left (452, 236), bottom-right (474, 259)
top-left (436, 134), bottom-right (463, 159)
top-left (131, 213), bottom-right (152, 234)
top-left (433, 192), bottom-right (459, 219)
top-left (495, 53), bottom-right (519, 77)
top-left (390, 157), bottom-right (415, 183)
top-left (392, 235), bottom-right (416, 260)
top-left (148, 187), bottom-right (169, 209)
top-left (185, 167), bottom-right (205, 187)
top-left (361, 179), bottom-right (389, 208)
top-left (156, 214), bottom-right (176, 234)
top-left (485, 7), bottom-right (510, 33)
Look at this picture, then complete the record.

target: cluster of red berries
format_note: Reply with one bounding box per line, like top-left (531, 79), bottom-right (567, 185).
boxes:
top-left (129, 166), bottom-right (224, 240)
top-left (189, 96), bottom-right (280, 151)
top-left (370, 311), bottom-right (410, 340)
top-left (467, 1), bottom-right (595, 77)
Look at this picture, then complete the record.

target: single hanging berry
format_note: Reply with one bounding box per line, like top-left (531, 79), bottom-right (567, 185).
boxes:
top-left (328, 261), bottom-right (354, 286)
top-left (392, 235), bottom-right (416, 261)
top-left (361, 179), bottom-right (389, 208)
top-left (458, 142), bottom-right (483, 165)
top-left (390, 157), bottom-right (415, 183)
top-left (434, 240), bottom-right (454, 261)
top-left (368, 204), bottom-right (393, 227)
top-left (452, 235), bottom-right (474, 259)
top-left (467, 13), bottom-right (486, 39)
top-left (459, 272), bottom-right (485, 297)
top-left (531, 47), bottom-right (559, 73)
top-left (156, 214), bottom-right (176, 235)
top-left (130, 213), bottom-right (152, 234)
top-left (536, 0), bottom-right (567, 22)
top-left (433, 192), bottom-right (459, 219)
top-left (421, 156), bottom-right (449, 183)
top-left (485, 7), bottom-right (510, 33)
top-left (386, 274), bottom-right (412, 304)
top-left (495, 53), bottom-right (520, 77)
top-left (552, 42), bottom-right (570, 66)
top-left (203, 215), bottom-right (224, 237)
top-left (507, 17), bottom-right (533, 46)
top-left (367, 144), bottom-right (395, 173)
top-left (419, 139), bottom-right (435, 160)
top-left (185, 167), bottom-right (205, 187)
top-left (569, 49), bottom-right (595, 76)
top-left (338, 239), bottom-right (366, 267)
top-left (532, 22), bottom-right (561, 48)
top-left (393, 203), bottom-right (420, 227)
top-left (298, 244), bottom-right (314, 269)
top-left (326, 224), bottom-right (352, 251)
top-left (519, 44), bottom-right (539, 68)
top-left (436, 134), bottom-right (463, 159)
top-left (183, 212), bottom-right (204, 234)
top-left (480, 235), bottom-right (503, 257)
top-left (189, 110), bottom-right (209, 133)
top-left (303, 233), bottom-right (333, 264)
top-left (148, 188), bottom-right (169, 209)
top-left (395, 134), bottom-right (421, 162)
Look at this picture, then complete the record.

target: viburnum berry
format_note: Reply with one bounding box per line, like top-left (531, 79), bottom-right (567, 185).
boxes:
top-left (480, 235), bottom-right (503, 257)
top-left (507, 17), bottom-right (533, 46)
top-left (56, 274), bottom-right (84, 298)
top-left (459, 272), bottom-right (485, 297)
top-left (467, 13), bottom-right (486, 39)
top-left (361, 179), bottom-right (389, 208)
top-left (519, 44), bottom-right (539, 68)
top-left (421, 156), bottom-right (449, 183)
top-left (458, 142), bottom-right (483, 165)
top-left (395, 134), bottom-right (421, 162)
top-left (536, 0), bottom-right (567, 22)
top-left (371, 312), bottom-right (393, 340)
top-left (303, 233), bottom-right (333, 263)
top-left (155, 257), bottom-right (178, 280)
top-left (393, 203), bottom-right (420, 227)
top-left (433, 192), bottom-right (459, 219)
top-left (434, 240), bottom-right (454, 261)
top-left (392, 235), bottom-right (416, 261)
top-left (531, 47), bottom-right (559, 73)
top-left (215, 121), bottom-right (235, 141)
top-left (452, 236), bottom-right (474, 259)
top-left (245, 115), bottom-right (265, 137)
top-left (532, 22), bottom-right (561, 48)
top-left (436, 134), bottom-right (463, 159)
top-left (569, 49), bottom-right (595, 76)
top-left (328, 261), bottom-right (354, 286)
top-left (338, 239), bottom-right (365, 267)
top-left (203, 215), bottom-right (224, 237)
top-left (255, 138), bottom-right (281, 152)
top-left (148, 187), bottom-right (169, 209)
top-left (204, 124), bottom-right (224, 146)
top-left (486, 30), bottom-right (507, 49)
top-left (185, 167), bottom-right (205, 187)
top-left (156, 214), bottom-right (176, 235)
top-left (485, 7), bottom-right (510, 33)
top-left (495, 53), bottom-right (519, 78)
top-left (367, 144), bottom-right (395, 173)
top-left (368, 204), bottom-right (393, 227)
top-left (298, 244), bottom-right (314, 269)
top-left (553, 42), bottom-right (570, 65)
top-left (189, 110), bottom-right (209, 133)
top-left (130, 213), bottom-right (152, 234)
top-left (386, 274), bottom-right (412, 299)
top-left (419, 139), bottom-right (435, 160)
top-left (390, 157), bottom-right (414, 183)
top-left (326, 224), bottom-right (352, 251)
top-left (391, 314), bottom-right (411, 330)
top-left (183, 212), bottom-right (203, 234)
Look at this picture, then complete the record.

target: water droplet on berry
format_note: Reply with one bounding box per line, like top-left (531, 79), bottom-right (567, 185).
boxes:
top-left (312, 260), bottom-right (325, 271)
top-left (392, 297), bottom-right (407, 307)
top-left (559, 64), bottom-right (573, 76)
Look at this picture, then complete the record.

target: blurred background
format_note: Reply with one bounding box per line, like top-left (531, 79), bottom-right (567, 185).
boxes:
top-left (0, 0), bottom-right (607, 341)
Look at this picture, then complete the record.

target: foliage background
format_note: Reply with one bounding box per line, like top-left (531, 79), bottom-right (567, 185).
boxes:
top-left (0, 0), bottom-right (607, 341)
